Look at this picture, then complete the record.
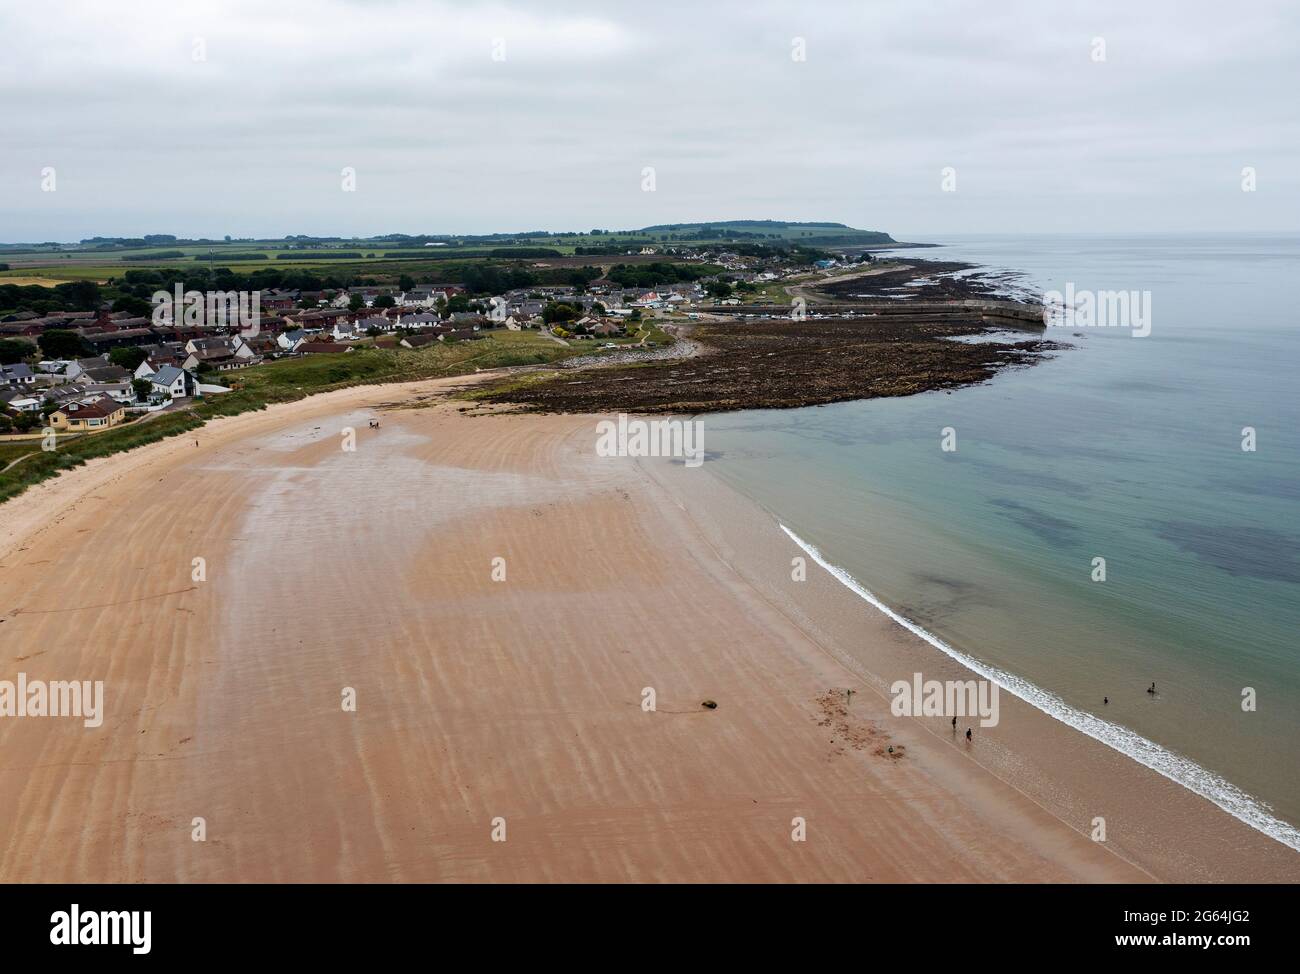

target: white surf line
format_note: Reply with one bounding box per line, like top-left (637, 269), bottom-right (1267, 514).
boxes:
top-left (780, 523), bottom-right (1300, 853)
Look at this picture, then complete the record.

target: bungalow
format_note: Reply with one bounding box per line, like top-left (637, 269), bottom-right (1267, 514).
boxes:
top-left (329, 321), bottom-right (358, 341)
top-left (399, 287), bottom-right (439, 309)
top-left (183, 337), bottom-right (243, 371)
top-left (183, 348), bottom-right (236, 370)
top-left (134, 343), bottom-right (188, 379)
top-left (296, 341), bottom-right (352, 354)
top-left (397, 313), bottom-right (441, 329)
top-left (356, 315), bottom-right (397, 334)
top-left (81, 381), bottom-right (135, 405)
top-left (0, 388), bottom-right (42, 413)
top-left (0, 363), bottom-right (36, 386)
top-left (508, 299), bottom-right (545, 318)
top-left (274, 329), bottom-right (302, 352)
top-left (399, 333), bottom-right (440, 349)
top-left (49, 397), bottom-right (127, 431)
top-left (81, 364), bottom-right (132, 384)
top-left (43, 384), bottom-right (89, 408)
top-left (448, 312), bottom-right (487, 329)
top-left (240, 334), bottom-right (281, 358)
top-left (230, 336), bottom-right (262, 361)
top-left (185, 336), bottom-right (238, 357)
top-left (64, 356), bottom-right (110, 381)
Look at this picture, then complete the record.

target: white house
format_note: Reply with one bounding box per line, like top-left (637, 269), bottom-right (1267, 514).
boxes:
top-left (0, 388), bottom-right (42, 412)
top-left (397, 312), bottom-right (440, 330)
top-left (149, 365), bottom-right (189, 399)
top-left (278, 330), bottom-right (308, 352)
top-left (81, 381), bottom-right (136, 404)
top-left (230, 335), bottom-right (260, 361)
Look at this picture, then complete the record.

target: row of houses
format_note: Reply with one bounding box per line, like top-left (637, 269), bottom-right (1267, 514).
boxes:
top-left (260, 284), bottom-right (470, 311)
top-left (4, 274), bottom-right (706, 419)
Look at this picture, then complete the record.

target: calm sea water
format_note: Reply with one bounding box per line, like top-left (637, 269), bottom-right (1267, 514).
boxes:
top-left (705, 234), bottom-right (1300, 839)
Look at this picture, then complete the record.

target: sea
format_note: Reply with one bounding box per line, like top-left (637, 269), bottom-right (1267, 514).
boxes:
top-left (703, 233), bottom-right (1300, 847)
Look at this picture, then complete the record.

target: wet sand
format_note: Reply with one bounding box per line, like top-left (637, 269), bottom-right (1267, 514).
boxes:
top-left (0, 378), bottom-right (1291, 881)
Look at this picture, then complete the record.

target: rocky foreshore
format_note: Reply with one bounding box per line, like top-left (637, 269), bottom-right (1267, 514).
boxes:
top-left (480, 261), bottom-right (1058, 414)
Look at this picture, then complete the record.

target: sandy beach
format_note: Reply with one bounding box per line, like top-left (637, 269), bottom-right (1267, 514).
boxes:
top-left (1, 377), bottom-right (1295, 882)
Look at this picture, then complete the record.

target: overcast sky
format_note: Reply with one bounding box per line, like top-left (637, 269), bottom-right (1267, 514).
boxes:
top-left (2, 0), bottom-right (1296, 242)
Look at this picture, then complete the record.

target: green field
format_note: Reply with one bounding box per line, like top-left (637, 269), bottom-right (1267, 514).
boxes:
top-left (0, 221), bottom-right (893, 284)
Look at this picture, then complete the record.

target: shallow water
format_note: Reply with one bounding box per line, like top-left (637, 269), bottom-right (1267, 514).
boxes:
top-left (704, 233), bottom-right (1300, 833)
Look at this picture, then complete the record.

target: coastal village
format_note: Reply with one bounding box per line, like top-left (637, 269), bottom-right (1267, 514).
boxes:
top-left (1, 247), bottom-right (856, 435)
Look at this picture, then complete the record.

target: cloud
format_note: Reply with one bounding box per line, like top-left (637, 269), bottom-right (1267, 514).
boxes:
top-left (1, 0), bottom-right (1296, 239)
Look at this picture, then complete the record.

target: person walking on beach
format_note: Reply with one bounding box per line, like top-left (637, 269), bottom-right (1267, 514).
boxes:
top-left (965, 727), bottom-right (972, 743)
top-left (846, 688), bottom-right (854, 706)
top-left (1148, 682), bottom-right (1156, 695)
top-left (951, 716), bottom-right (957, 730)
top-left (1104, 696), bottom-right (1108, 705)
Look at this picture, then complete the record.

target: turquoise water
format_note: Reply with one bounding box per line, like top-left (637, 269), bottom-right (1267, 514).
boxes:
top-left (705, 234), bottom-right (1300, 837)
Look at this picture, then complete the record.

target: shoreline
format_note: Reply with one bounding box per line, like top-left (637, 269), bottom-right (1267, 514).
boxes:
top-left (779, 525), bottom-right (1300, 855)
top-left (640, 449), bottom-right (1300, 880)
top-left (1, 376), bottom-right (1296, 881)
